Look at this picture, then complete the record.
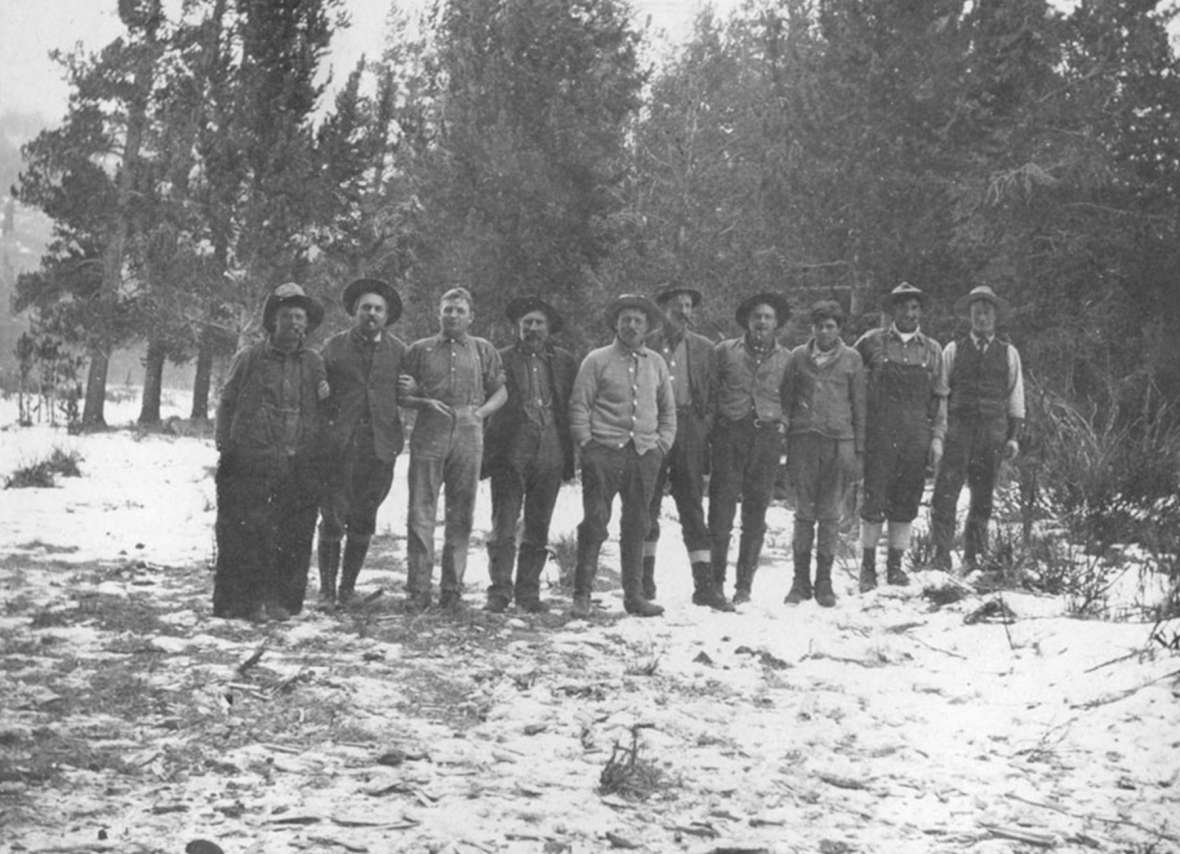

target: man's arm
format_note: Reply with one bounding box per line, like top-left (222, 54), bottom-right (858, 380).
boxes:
top-left (850, 351), bottom-right (866, 455)
top-left (214, 348), bottom-right (250, 451)
top-left (655, 359), bottom-right (677, 453)
top-left (1004, 344), bottom-right (1026, 459)
top-left (568, 353), bottom-right (598, 447)
top-left (931, 339), bottom-right (956, 444)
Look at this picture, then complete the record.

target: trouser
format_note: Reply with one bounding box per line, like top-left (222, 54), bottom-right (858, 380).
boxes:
top-left (318, 431), bottom-right (395, 541)
top-left (931, 416), bottom-right (1004, 560)
top-left (645, 409), bottom-right (711, 562)
top-left (574, 441), bottom-right (662, 599)
top-left (708, 417), bottom-right (781, 589)
top-left (406, 406), bottom-right (483, 600)
top-left (788, 433), bottom-right (856, 557)
top-left (861, 422), bottom-right (929, 524)
top-left (213, 451), bottom-right (321, 618)
top-left (486, 451), bottom-right (564, 604)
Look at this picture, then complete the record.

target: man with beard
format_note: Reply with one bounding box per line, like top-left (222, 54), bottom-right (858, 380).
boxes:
top-left (708, 292), bottom-right (793, 605)
top-left (854, 282), bottom-right (946, 592)
top-left (569, 294), bottom-right (677, 618)
top-left (481, 297), bottom-right (577, 613)
top-left (401, 287), bottom-right (507, 611)
top-left (930, 285), bottom-right (1025, 572)
top-left (316, 278), bottom-right (407, 607)
top-left (213, 283), bottom-right (329, 622)
top-left (782, 300), bottom-right (865, 608)
top-left (644, 285), bottom-right (732, 611)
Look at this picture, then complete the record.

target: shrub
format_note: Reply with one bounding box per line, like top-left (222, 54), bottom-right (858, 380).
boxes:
top-left (547, 532), bottom-right (579, 592)
top-left (4, 447), bottom-right (83, 489)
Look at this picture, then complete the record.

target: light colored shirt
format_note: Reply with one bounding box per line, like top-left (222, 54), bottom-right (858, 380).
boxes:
top-left (403, 332), bottom-right (505, 408)
top-left (934, 336), bottom-right (1025, 441)
top-left (569, 341), bottom-right (677, 454)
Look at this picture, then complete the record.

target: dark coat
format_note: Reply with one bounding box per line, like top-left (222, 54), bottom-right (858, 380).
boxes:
top-left (320, 328), bottom-right (406, 462)
top-left (646, 328), bottom-right (715, 420)
top-left (482, 342), bottom-right (578, 480)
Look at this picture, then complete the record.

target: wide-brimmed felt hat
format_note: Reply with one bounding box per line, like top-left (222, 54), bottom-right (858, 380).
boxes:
top-left (342, 277), bottom-right (402, 325)
top-left (604, 293), bottom-right (663, 331)
top-left (263, 282), bottom-right (324, 334)
top-left (506, 296), bottom-right (564, 335)
top-left (954, 284), bottom-right (1010, 319)
top-left (653, 284), bottom-right (703, 307)
top-left (735, 292), bottom-right (790, 329)
top-left (884, 281), bottom-right (928, 310)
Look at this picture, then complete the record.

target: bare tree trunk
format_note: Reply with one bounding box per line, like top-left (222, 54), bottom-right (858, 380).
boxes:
top-left (81, 340), bottom-right (110, 426)
top-left (138, 338), bottom-right (167, 424)
top-left (191, 326), bottom-right (214, 421)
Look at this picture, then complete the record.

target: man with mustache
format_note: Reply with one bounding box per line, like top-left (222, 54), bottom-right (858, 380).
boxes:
top-left (569, 294), bottom-right (677, 618)
top-left (316, 278), bottom-right (408, 607)
top-left (401, 287), bottom-right (507, 611)
top-left (708, 292), bottom-right (793, 605)
top-left (643, 285), bottom-right (732, 611)
top-left (481, 297), bottom-right (578, 613)
top-left (213, 282), bottom-right (329, 622)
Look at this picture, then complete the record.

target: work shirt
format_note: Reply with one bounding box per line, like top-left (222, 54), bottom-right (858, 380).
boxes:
top-left (934, 335), bottom-right (1025, 442)
top-left (403, 332), bottom-right (505, 408)
top-left (711, 335), bottom-right (792, 424)
top-left (569, 341), bottom-right (677, 454)
top-left (784, 338), bottom-right (866, 451)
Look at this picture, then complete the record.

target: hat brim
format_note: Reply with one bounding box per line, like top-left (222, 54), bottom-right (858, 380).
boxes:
top-left (885, 291), bottom-right (928, 311)
top-left (735, 293), bottom-right (790, 329)
top-left (605, 296), bottom-right (663, 331)
top-left (342, 278), bottom-right (402, 325)
top-left (506, 297), bottom-right (564, 335)
top-left (654, 286), bottom-right (702, 307)
top-left (954, 292), bottom-right (1010, 319)
top-left (264, 294), bottom-right (324, 334)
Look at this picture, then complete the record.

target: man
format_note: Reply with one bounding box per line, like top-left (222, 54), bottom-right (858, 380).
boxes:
top-left (317, 277), bottom-right (407, 607)
top-left (569, 294), bottom-right (676, 618)
top-left (930, 284), bottom-right (1025, 571)
top-left (782, 300), bottom-right (865, 608)
top-left (481, 297), bottom-right (578, 613)
top-left (708, 292), bottom-right (793, 605)
top-left (213, 283), bottom-right (328, 622)
top-left (854, 282), bottom-right (947, 592)
top-left (644, 285), bottom-right (733, 611)
top-left (401, 287), bottom-right (507, 610)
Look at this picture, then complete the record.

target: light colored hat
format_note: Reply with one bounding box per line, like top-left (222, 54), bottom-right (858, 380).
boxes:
top-left (262, 282), bottom-right (324, 333)
top-left (954, 284), bottom-right (1010, 319)
top-left (884, 281), bottom-right (928, 310)
top-left (604, 293), bottom-right (663, 331)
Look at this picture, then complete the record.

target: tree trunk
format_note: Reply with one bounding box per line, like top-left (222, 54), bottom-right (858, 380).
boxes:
top-left (190, 327), bottom-right (214, 421)
top-left (81, 340), bottom-right (110, 426)
top-left (138, 338), bottom-right (167, 424)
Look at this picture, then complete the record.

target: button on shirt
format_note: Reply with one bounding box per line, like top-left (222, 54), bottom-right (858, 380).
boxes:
top-left (403, 333), bottom-right (505, 408)
top-left (711, 336), bottom-right (792, 423)
top-left (569, 342), bottom-right (677, 454)
top-left (658, 336), bottom-right (691, 408)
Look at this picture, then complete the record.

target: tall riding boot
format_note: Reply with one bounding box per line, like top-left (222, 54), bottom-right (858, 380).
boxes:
top-left (317, 537), bottom-right (341, 604)
top-left (622, 535), bottom-right (663, 617)
top-left (964, 514), bottom-right (988, 571)
top-left (338, 534), bottom-right (371, 605)
top-left (859, 547), bottom-right (877, 593)
top-left (642, 554), bottom-right (657, 601)
top-left (885, 548), bottom-right (910, 586)
top-left (733, 533), bottom-right (763, 604)
top-left (514, 547), bottom-right (549, 613)
top-left (784, 550), bottom-right (812, 604)
top-left (692, 562), bottom-right (734, 611)
top-left (813, 554), bottom-right (836, 607)
top-left (571, 535), bottom-right (600, 618)
top-left (484, 542), bottom-right (515, 612)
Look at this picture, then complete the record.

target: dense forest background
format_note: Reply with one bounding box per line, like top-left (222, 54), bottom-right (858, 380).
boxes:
top-left (4, 0), bottom-right (1180, 536)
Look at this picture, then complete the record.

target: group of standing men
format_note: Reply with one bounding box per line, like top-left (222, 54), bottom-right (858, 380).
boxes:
top-left (211, 277), bottom-right (1024, 623)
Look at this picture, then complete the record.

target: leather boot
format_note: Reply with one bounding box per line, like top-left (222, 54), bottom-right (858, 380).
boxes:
top-left (711, 536), bottom-right (730, 593)
top-left (484, 542), bottom-right (514, 612)
top-left (784, 550), bottom-right (812, 604)
top-left (622, 551), bottom-right (663, 618)
top-left (317, 537), bottom-right (341, 604)
top-left (338, 534), bottom-right (371, 605)
top-left (641, 555), bottom-right (657, 601)
top-left (691, 562), bottom-right (734, 611)
top-left (570, 535), bottom-right (599, 618)
top-left (732, 533), bottom-right (762, 604)
top-left (859, 547), bottom-right (878, 593)
top-left (514, 547), bottom-right (549, 613)
top-left (813, 554), bottom-right (836, 607)
top-left (886, 548), bottom-right (910, 586)
top-left (964, 514), bottom-right (987, 571)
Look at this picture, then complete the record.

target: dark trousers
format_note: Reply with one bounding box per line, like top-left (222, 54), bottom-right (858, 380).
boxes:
top-left (862, 423), bottom-right (929, 524)
top-left (575, 441), bottom-right (662, 599)
top-left (787, 433), bottom-right (856, 557)
top-left (646, 410), bottom-right (711, 559)
top-left (319, 432), bottom-right (395, 541)
top-left (406, 407), bottom-right (483, 600)
top-left (931, 417), bottom-right (1003, 561)
top-left (708, 417), bottom-right (781, 589)
top-left (213, 451), bottom-right (320, 618)
top-left (486, 437), bottom-right (564, 604)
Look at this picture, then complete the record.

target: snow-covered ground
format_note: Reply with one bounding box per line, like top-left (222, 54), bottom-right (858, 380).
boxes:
top-left (1, 391), bottom-right (1177, 853)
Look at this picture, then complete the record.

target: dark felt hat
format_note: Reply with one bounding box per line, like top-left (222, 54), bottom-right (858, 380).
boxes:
top-left (653, 284), bottom-right (703, 307)
top-left (809, 299), bottom-right (846, 326)
top-left (341, 277), bottom-right (402, 325)
top-left (735, 292), bottom-right (790, 329)
top-left (262, 282), bottom-right (324, 334)
top-left (506, 296), bottom-right (564, 335)
top-left (604, 293), bottom-right (663, 331)
top-left (884, 281), bottom-right (928, 310)
top-left (954, 284), bottom-right (1010, 319)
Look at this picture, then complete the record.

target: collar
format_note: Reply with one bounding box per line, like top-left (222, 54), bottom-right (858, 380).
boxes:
top-left (267, 339), bottom-right (305, 356)
top-left (742, 333), bottom-right (778, 355)
top-left (351, 327), bottom-right (382, 345)
top-left (971, 332), bottom-right (996, 347)
top-left (612, 339), bottom-right (648, 357)
top-left (888, 323), bottom-right (922, 343)
top-left (807, 337), bottom-right (844, 358)
top-left (437, 331), bottom-right (470, 345)
top-left (515, 340), bottom-right (551, 358)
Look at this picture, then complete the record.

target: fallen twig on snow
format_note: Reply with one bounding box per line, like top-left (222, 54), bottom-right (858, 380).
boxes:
top-left (236, 641), bottom-right (268, 675)
top-left (1069, 667), bottom-right (1180, 710)
top-left (815, 771), bottom-right (870, 790)
top-left (599, 726), bottom-right (662, 800)
top-left (907, 635), bottom-right (967, 659)
top-left (1007, 791), bottom-right (1180, 844)
top-left (979, 823), bottom-right (1057, 847)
